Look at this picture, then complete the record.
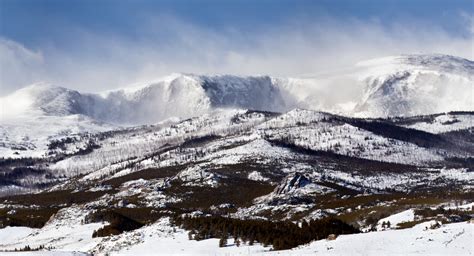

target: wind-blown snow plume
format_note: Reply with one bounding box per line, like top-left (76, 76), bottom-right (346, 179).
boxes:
top-left (2, 54), bottom-right (471, 125)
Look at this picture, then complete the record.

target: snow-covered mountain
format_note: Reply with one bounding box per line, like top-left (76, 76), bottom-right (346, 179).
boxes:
top-left (0, 74), bottom-right (292, 124)
top-left (1, 54), bottom-right (472, 126)
top-left (0, 54), bottom-right (473, 255)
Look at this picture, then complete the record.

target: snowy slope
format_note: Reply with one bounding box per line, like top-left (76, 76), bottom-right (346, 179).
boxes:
top-left (271, 221), bottom-right (473, 256)
top-left (0, 206), bottom-right (103, 253)
top-left (376, 209), bottom-right (415, 230)
top-left (258, 109), bottom-right (444, 165)
top-left (49, 109), bottom-right (268, 179)
top-left (2, 217), bottom-right (470, 256)
top-left (2, 108), bottom-right (472, 194)
top-left (1, 108), bottom-right (472, 196)
top-left (45, 108), bottom-right (462, 185)
top-left (0, 114), bottom-right (115, 158)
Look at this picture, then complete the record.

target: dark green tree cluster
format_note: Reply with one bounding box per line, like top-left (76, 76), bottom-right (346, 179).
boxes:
top-left (90, 210), bottom-right (144, 238)
top-left (173, 215), bottom-right (359, 250)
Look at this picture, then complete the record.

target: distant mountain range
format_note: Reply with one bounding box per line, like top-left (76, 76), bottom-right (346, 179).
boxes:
top-left (1, 54), bottom-right (472, 125)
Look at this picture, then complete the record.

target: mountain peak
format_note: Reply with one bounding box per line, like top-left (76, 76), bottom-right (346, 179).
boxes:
top-left (354, 54), bottom-right (473, 117)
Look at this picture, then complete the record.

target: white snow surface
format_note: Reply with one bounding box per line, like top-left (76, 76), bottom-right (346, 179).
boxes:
top-left (267, 221), bottom-right (473, 256)
top-left (376, 209), bottom-right (415, 230)
top-left (248, 171), bottom-right (269, 182)
top-left (112, 218), bottom-right (269, 256)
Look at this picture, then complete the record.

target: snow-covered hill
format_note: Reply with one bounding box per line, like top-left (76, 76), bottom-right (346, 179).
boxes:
top-left (0, 109), bottom-right (472, 254)
top-left (1, 108), bottom-right (472, 194)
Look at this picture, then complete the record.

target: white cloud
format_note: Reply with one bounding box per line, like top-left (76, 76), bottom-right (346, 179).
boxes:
top-left (0, 38), bottom-right (45, 93)
top-left (0, 13), bottom-right (472, 95)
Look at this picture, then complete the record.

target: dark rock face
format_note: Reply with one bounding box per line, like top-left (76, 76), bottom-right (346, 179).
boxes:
top-left (274, 172), bottom-right (311, 195)
top-left (201, 75), bottom-right (289, 112)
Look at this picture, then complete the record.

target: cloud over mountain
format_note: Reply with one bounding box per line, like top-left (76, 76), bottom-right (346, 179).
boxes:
top-left (1, 12), bottom-right (473, 95)
top-left (2, 54), bottom-right (472, 125)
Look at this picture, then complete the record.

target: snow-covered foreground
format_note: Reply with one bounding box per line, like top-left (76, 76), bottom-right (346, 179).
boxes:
top-left (271, 221), bottom-right (473, 256)
top-left (1, 217), bottom-right (471, 256)
top-left (115, 221), bottom-right (473, 256)
top-left (0, 207), bottom-right (103, 254)
top-left (113, 220), bottom-right (269, 256)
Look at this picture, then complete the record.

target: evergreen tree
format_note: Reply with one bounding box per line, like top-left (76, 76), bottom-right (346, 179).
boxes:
top-left (248, 236), bottom-right (255, 246)
top-left (219, 235), bottom-right (228, 247)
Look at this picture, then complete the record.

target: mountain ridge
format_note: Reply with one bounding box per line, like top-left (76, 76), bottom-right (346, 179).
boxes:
top-left (1, 54), bottom-right (472, 124)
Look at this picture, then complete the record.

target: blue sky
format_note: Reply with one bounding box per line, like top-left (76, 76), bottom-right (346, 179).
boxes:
top-left (0, 0), bottom-right (473, 93)
top-left (2, 0), bottom-right (472, 47)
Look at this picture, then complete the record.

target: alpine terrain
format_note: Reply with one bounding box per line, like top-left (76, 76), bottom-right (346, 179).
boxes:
top-left (0, 54), bottom-right (473, 255)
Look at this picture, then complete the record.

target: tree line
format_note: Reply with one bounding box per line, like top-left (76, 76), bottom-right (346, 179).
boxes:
top-left (173, 215), bottom-right (359, 250)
